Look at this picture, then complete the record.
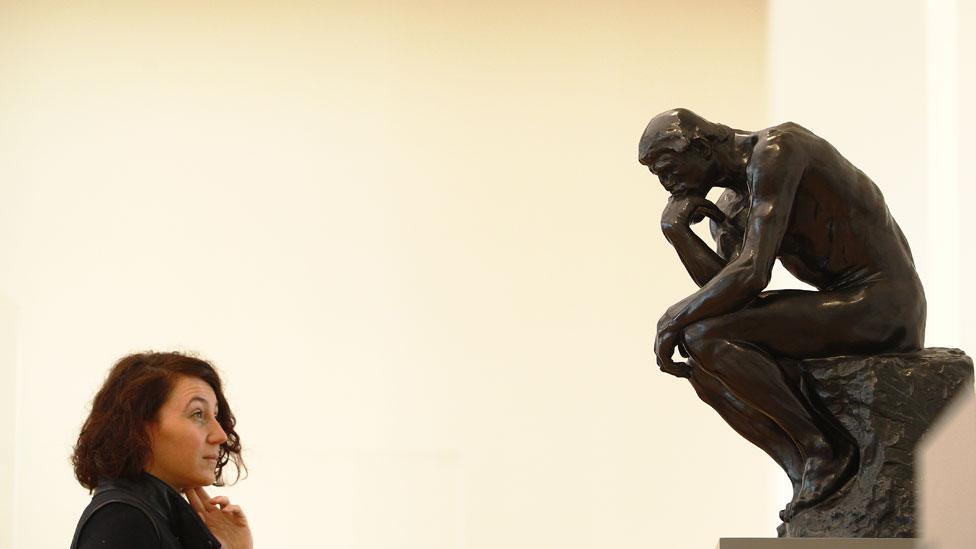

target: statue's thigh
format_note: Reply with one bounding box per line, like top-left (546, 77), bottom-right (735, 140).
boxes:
top-left (702, 287), bottom-right (906, 359)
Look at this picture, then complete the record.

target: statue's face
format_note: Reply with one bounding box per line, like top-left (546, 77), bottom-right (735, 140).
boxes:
top-left (646, 145), bottom-right (714, 197)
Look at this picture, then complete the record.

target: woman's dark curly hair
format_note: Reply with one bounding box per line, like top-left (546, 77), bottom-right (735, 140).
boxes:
top-left (72, 352), bottom-right (245, 492)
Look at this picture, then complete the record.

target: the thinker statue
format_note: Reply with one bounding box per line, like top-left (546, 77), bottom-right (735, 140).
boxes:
top-left (638, 108), bottom-right (928, 521)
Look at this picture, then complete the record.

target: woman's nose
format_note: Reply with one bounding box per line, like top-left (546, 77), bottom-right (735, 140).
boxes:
top-left (208, 418), bottom-right (228, 445)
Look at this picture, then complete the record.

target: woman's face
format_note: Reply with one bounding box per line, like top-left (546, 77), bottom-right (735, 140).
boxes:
top-left (145, 375), bottom-right (227, 490)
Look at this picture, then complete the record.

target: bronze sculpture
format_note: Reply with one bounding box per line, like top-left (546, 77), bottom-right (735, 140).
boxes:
top-left (638, 108), bottom-right (928, 520)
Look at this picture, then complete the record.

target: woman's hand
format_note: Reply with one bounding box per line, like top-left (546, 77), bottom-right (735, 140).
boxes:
top-left (186, 486), bottom-right (253, 549)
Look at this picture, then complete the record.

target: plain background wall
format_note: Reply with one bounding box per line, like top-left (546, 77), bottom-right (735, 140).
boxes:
top-left (2, 1), bottom-right (972, 548)
top-left (960, 0), bottom-right (976, 352)
top-left (0, 299), bottom-right (14, 549)
top-left (0, 1), bottom-right (774, 548)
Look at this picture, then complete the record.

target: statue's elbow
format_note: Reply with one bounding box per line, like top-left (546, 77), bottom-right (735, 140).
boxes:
top-left (732, 262), bottom-right (769, 295)
top-left (745, 273), bottom-right (769, 294)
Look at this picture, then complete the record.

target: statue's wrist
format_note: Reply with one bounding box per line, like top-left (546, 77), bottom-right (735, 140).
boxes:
top-left (661, 220), bottom-right (691, 237)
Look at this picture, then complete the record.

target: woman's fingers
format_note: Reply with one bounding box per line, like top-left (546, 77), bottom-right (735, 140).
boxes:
top-left (188, 487), bottom-right (249, 529)
top-left (184, 486), bottom-right (207, 514)
top-left (221, 504), bottom-right (247, 523)
top-left (192, 486), bottom-right (213, 505)
top-left (209, 495), bottom-right (231, 508)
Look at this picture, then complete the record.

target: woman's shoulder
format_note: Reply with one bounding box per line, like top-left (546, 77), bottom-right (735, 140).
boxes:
top-left (75, 502), bottom-right (160, 548)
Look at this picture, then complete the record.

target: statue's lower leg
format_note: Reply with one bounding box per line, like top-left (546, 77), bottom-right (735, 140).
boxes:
top-left (689, 363), bottom-right (803, 493)
top-left (686, 337), bottom-right (857, 518)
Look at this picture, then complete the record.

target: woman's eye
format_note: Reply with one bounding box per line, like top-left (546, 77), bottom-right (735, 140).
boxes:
top-left (192, 410), bottom-right (204, 419)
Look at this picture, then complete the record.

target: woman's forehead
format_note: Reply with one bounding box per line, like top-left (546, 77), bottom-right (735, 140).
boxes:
top-left (167, 375), bottom-right (217, 406)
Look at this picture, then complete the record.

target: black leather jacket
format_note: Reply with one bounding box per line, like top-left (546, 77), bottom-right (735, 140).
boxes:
top-left (71, 472), bottom-right (221, 549)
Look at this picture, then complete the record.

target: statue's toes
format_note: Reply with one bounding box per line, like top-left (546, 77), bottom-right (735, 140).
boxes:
top-left (781, 501), bottom-right (797, 521)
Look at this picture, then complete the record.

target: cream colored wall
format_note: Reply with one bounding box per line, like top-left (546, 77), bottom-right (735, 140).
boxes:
top-left (0, 2), bottom-right (774, 548)
top-left (0, 300), bottom-right (16, 549)
top-left (960, 0), bottom-right (976, 354)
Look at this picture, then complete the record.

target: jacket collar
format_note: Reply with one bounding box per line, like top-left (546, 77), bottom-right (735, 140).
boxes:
top-left (94, 472), bottom-right (180, 524)
top-left (94, 472), bottom-right (221, 548)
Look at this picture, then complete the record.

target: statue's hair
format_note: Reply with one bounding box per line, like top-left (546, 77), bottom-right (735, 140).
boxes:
top-left (638, 108), bottom-right (734, 165)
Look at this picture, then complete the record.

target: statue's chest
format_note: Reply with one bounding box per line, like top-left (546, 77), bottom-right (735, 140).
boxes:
top-left (716, 190), bottom-right (809, 255)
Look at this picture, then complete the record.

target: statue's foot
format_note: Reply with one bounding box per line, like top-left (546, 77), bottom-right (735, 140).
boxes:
top-left (660, 361), bottom-right (692, 379)
top-left (781, 440), bottom-right (857, 520)
top-left (776, 478), bottom-right (802, 521)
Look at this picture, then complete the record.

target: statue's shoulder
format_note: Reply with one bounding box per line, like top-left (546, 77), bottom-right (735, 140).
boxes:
top-left (747, 123), bottom-right (825, 175)
top-left (755, 122), bottom-right (822, 149)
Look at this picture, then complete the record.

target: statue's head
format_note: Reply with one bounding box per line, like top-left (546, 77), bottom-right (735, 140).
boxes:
top-left (638, 108), bottom-right (733, 196)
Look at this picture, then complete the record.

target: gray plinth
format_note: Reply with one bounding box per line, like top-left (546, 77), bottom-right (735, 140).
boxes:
top-left (918, 383), bottom-right (976, 549)
top-left (717, 539), bottom-right (915, 549)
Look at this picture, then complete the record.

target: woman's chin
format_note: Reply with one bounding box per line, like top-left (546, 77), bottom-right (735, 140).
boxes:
top-left (187, 473), bottom-right (216, 489)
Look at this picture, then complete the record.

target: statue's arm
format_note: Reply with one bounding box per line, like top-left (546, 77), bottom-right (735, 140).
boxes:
top-left (661, 206), bottom-right (726, 288)
top-left (661, 197), bottom-right (728, 287)
top-left (662, 133), bottom-right (804, 329)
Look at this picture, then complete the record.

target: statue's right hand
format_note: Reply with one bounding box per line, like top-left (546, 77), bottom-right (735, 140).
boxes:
top-left (661, 194), bottom-right (724, 235)
top-left (654, 324), bottom-right (692, 379)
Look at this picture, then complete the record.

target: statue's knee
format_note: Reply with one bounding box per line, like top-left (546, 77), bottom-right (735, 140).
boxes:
top-left (682, 320), bottom-right (720, 360)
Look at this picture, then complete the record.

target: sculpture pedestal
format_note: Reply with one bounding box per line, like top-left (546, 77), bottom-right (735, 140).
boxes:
top-left (778, 348), bottom-right (973, 538)
top-left (717, 539), bottom-right (914, 549)
top-left (918, 385), bottom-right (976, 549)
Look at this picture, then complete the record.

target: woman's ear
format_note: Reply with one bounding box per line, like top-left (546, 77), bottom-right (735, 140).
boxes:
top-left (144, 421), bottom-right (158, 447)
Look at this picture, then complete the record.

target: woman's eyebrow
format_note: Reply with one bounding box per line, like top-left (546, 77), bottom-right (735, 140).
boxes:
top-left (183, 396), bottom-right (213, 411)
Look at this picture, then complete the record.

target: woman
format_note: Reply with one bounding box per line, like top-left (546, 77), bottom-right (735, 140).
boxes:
top-left (71, 352), bottom-right (252, 548)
